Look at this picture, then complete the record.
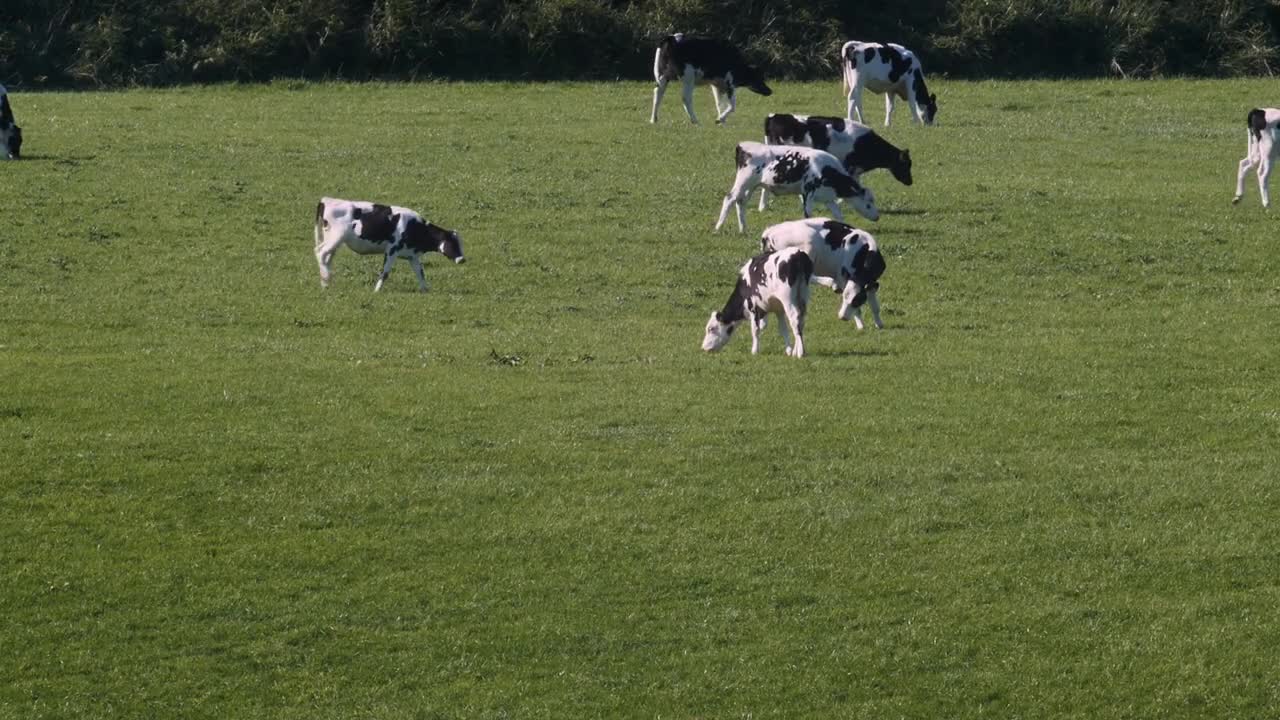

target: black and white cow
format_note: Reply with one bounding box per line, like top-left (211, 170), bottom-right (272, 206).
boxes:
top-left (715, 142), bottom-right (879, 233)
top-left (314, 197), bottom-right (465, 292)
top-left (1234, 107), bottom-right (1280, 207)
top-left (759, 113), bottom-right (912, 210)
top-left (650, 33), bottom-right (772, 125)
top-left (702, 247), bottom-right (813, 358)
top-left (760, 218), bottom-right (886, 330)
top-left (840, 41), bottom-right (938, 127)
top-left (0, 85), bottom-right (22, 160)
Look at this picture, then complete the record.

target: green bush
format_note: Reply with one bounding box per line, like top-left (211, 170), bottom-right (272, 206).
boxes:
top-left (1, 0), bottom-right (1279, 87)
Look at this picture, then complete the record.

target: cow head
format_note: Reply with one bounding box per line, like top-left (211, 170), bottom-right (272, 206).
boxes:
top-left (702, 311), bottom-right (737, 352)
top-left (2, 124), bottom-right (20, 160)
top-left (892, 149), bottom-right (913, 185)
top-left (838, 249), bottom-right (886, 321)
top-left (440, 229), bottom-right (465, 264)
top-left (736, 65), bottom-right (772, 97)
top-left (921, 93), bottom-right (938, 125)
top-left (821, 167), bottom-right (879, 221)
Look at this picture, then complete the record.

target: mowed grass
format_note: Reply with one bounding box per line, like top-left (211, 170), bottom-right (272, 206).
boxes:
top-left (2, 78), bottom-right (1280, 718)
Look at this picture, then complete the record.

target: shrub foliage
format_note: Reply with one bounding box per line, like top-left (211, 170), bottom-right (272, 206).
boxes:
top-left (3, 0), bottom-right (1280, 86)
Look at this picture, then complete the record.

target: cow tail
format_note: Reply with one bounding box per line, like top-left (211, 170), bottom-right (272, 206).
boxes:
top-left (314, 200), bottom-right (326, 248)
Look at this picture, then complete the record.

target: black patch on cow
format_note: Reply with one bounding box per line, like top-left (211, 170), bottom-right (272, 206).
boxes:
top-left (655, 34), bottom-right (771, 95)
top-left (821, 220), bottom-right (856, 251)
top-left (820, 166), bottom-right (861, 198)
top-left (879, 45), bottom-right (913, 83)
top-left (1, 92), bottom-right (20, 159)
top-left (810, 115), bottom-right (846, 134)
top-left (315, 201), bottom-right (325, 226)
top-left (912, 68), bottom-right (937, 123)
top-left (1249, 108), bottom-right (1268, 140)
top-left (5, 125), bottom-right (21, 159)
top-left (772, 152), bottom-right (808, 184)
top-left (0, 93), bottom-right (14, 129)
top-left (764, 113), bottom-right (807, 145)
top-left (735, 143), bottom-right (749, 168)
top-left (717, 276), bottom-right (751, 327)
top-left (777, 251), bottom-right (813, 287)
top-left (863, 47), bottom-right (876, 65)
top-left (853, 247), bottom-right (887, 287)
top-left (848, 131), bottom-right (913, 185)
top-left (403, 219), bottom-right (465, 261)
top-left (354, 204), bottom-right (399, 244)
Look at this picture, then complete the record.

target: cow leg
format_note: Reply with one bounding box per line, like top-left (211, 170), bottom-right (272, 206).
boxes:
top-left (749, 313), bottom-right (765, 355)
top-left (825, 199), bottom-right (845, 223)
top-left (715, 168), bottom-right (755, 232)
top-left (1258, 156), bottom-right (1273, 209)
top-left (776, 310), bottom-right (794, 356)
top-left (651, 77), bottom-right (668, 123)
top-left (1235, 143), bottom-right (1256, 204)
top-left (784, 303), bottom-right (805, 358)
top-left (847, 78), bottom-right (864, 123)
top-left (802, 193), bottom-right (814, 218)
top-left (710, 85), bottom-right (725, 117)
top-left (884, 93), bottom-right (896, 127)
top-left (715, 87), bottom-right (737, 124)
top-left (680, 69), bottom-right (699, 124)
top-left (314, 235), bottom-right (345, 289)
top-left (374, 252), bottom-right (397, 292)
top-left (409, 255), bottom-right (429, 293)
top-left (867, 288), bottom-right (883, 329)
top-left (758, 186), bottom-right (771, 211)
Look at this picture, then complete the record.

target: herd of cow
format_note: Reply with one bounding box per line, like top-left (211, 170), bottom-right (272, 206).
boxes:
top-left (653, 34), bottom-right (934, 358)
top-left (3, 41), bottom-right (1278, 359)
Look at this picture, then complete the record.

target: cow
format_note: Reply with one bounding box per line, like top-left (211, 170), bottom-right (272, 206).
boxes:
top-left (840, 41), bottom-right (938, 127)
top-left (0, 85), bottom-right (22, 160)
top-left (760, 218), bottom-right (886, 330)
top-left (702, 247), bottom-right (813, 358)
top-left (313, 197), bottom-right (465, 292)
top-left (650, 33), bottom-right (772, 125)
top-left (1234, 107), bottom-right (1280, 207)
top-left (715, 142), bottom-right (880, 233)
top-left (759, 112), bottom-right (912, 210)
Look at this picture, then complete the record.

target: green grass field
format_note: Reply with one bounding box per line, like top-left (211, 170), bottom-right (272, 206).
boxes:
top-left (2, 79), bottom-right (1279, 718)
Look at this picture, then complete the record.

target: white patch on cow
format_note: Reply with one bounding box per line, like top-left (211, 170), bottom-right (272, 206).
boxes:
top-left (1235, 108), bottom-right (1280, 207)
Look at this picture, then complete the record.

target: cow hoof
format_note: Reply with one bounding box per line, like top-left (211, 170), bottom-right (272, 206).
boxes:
top-left (1232, 195), bottom-right (1242, 205)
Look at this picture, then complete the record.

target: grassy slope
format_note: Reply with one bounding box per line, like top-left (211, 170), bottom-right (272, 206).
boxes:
top-left (1, 79), bottom-right (1279, 718)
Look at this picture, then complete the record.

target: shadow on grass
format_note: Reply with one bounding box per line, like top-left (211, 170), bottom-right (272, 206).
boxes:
top-left (808, 348), bottom-right (895, 358)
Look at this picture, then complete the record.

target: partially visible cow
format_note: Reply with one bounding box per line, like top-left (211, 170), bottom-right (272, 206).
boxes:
top-left (715, 142), bottom-right (880, 233)
top-left (0, 85), bottom-right (22, 160)
top-left (759, 113), bottom-right (912, 210)
top-left (702, 247), bottom-right (813, 357)
top-left (760, 218), bottom-right (886, 330)
top-left (313, 197), bottom-right (465, 292)
top-left (1234, 107), bottom-right (1280, 207)
top-left (650, 33), bottom-right (772, 125)
top-left (840, 41), bottom-right (938, 127)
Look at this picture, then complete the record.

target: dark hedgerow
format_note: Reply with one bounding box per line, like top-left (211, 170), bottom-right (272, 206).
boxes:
top-left (1, 0), bottom-right (1279, 86)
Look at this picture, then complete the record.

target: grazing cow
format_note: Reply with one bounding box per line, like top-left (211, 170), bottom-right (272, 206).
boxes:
top-left (760, 218), bottom-right (886, 330)
top-left (840, 41), bottom-right (937, 127)
top-left (702, 247), bottom-right (813, 357)
top-left (1234, 107), bottom-right (1280, 207)
top-left (715, 142), bottom-right (880, 233)
top-left (650, 33), bottom-right (772, 125)
top-left (759, 113), bottom-right (912, 210)
top-left (313, 197), bottom-right (465, 292)
top-left (0, 85), bottom-right (22, 160)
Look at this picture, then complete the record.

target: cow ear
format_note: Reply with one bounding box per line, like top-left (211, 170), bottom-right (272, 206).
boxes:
top-left (930, 93), bottom-right (937, 103)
